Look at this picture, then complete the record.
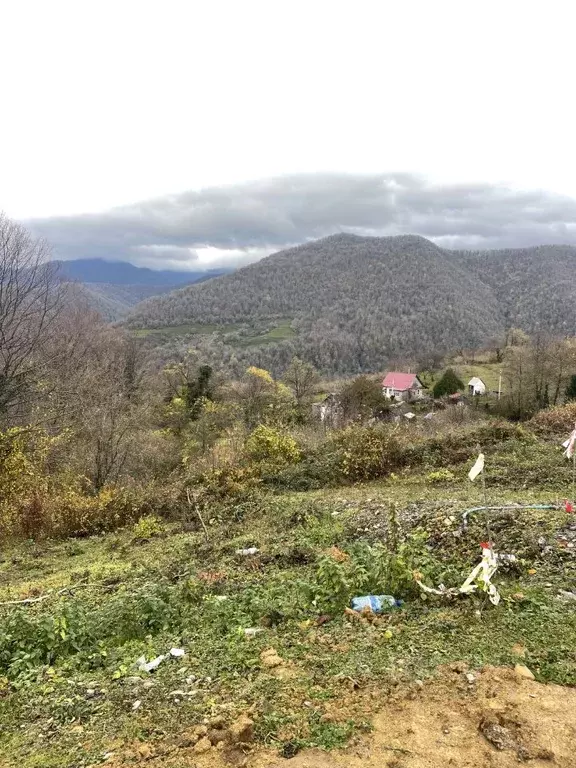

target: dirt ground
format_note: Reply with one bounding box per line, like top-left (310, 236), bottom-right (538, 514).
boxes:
top-left (236, 665), bottom-right (576, 768)
top-left (111, 664), bottom-right (576, 767)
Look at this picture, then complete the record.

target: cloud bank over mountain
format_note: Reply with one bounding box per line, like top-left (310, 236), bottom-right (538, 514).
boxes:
top-left (29, 173), bottom-right (576, 270)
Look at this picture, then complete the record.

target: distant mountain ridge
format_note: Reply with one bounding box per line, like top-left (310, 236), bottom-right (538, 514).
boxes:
top-left (124, 234), bottom-right (576, 374)
top-left (54, 258), bottom-right (228, 320)
top-left (54, 258), bottom-right (226, 286)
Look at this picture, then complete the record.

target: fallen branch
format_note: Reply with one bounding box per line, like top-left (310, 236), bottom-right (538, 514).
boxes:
top-left (0, 581), bottom-right (116, 607)
top-left (0, 593), bottom-right (53, 606)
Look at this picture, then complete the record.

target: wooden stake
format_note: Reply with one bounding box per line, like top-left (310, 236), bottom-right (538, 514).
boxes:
top-left (186, 488), bottom-right (209, 540)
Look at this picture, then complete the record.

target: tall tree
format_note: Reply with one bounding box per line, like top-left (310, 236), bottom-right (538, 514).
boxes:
top-left (339, 375), bottom-right (388, 421)
top-left (0, 213), bottom-right (65, 421)
top-left (185, 365), bottom-right (214, 419)
top-left (283, 357), bottom-right (319, 420)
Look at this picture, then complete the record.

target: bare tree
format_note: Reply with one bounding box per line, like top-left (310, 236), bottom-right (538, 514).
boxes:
top-left (0, 212), bottom-right (65, 420)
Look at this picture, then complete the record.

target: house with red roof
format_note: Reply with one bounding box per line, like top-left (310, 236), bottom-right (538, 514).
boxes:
top-left (382, 372), bottom-right (425, 401)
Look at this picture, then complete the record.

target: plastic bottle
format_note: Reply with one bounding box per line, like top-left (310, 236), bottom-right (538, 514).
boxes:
top-left (351, 595), bottom-right (400, 613)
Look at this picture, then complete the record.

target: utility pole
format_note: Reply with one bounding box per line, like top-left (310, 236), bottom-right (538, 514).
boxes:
top-left (498, 370), bottom-right (502, 400)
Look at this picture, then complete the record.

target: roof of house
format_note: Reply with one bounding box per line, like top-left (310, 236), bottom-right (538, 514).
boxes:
top-left (468, 377), bottom-right (486, 386)
top-left (382, 372), bottom-right (420, 390)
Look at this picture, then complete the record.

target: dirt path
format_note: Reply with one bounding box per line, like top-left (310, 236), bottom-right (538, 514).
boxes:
top-left (114, 665), bottom-right (576, 767)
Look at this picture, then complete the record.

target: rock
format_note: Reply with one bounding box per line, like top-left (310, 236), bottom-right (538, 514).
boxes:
top-left (514, 664), bottom-right (535, 681)
top-left (465, 673), bottom-right (476, 684)
top-left (480, 719), bottom-right (516, 751)
top-left (85, 688), bottom-right (96, 698)
top-left (228, 715), bottom-right (254, 744)
top-left (193, 737), bottom-right (212, 754)
top-left (142, 681), bottom-right (154, 689)
top-left (132, 700), bottom-right (142, 711)
top-left (193, 724), bottom-right (208, 738)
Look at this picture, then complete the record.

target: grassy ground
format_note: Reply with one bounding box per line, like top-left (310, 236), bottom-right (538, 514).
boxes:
top-left (455, 362), bottom-right (506, 395)
top-left (131, 320), bottom-right (296, 348)
top-left (1, 467), bottom-right (575, 767)
top-left (232, 320), bottom-right (296, 347)
top-left (131, 323), bottom-right (241, 338)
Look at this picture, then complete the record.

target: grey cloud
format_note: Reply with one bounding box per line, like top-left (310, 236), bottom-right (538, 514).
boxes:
top-left (135, 245), bottom-right (199, 262)
top-left (27, 173), bottom-right (576, 270)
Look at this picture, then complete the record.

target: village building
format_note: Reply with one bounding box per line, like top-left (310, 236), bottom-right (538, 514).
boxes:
top-left (468, 376), bottom-right (487, 396)
top-left (382, 372), bottom-right (425, 401)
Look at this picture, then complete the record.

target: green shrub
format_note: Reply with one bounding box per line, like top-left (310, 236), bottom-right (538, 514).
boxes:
top-left (245, 425), bottom-right (301, 468)
top-left (325, 424), bottom-right (406, 483)
top-left (305, 534), bottom-right (433, 612)
top-left (411, 420), bottom-right (528, 468)
top-left (132, 515), bottom-right (164, 539)
top-left (426, 468), bottom-right (455, 483)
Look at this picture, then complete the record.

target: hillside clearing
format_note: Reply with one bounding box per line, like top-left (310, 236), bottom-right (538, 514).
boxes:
top-left (1, 467), bottom-right (575, 768)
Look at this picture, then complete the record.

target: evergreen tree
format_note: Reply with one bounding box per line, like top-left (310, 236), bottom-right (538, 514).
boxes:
top-left (433, 368), bottom-right (464, 398)
top-left (185, 365), bottom-right (214, 418)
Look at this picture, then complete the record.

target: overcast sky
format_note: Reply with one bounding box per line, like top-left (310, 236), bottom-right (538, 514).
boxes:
top-left (3, 0), bottom-right (576, 270)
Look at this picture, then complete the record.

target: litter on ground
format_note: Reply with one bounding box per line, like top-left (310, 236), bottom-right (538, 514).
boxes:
top-left (417, 542), bottom-right (501, 605)
top-left (350, 595), bottom-right (400, 613)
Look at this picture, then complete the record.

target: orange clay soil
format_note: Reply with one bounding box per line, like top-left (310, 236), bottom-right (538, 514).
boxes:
top-left (112, 664), bottom-right (576, 768)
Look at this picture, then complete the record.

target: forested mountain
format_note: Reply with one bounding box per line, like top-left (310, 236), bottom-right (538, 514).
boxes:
top-left (54, 259), bottom-right (227, 320)
top-left (124, 234), bottom-right (576, 374)
top-left (460, 245), bottom-right (576, 335)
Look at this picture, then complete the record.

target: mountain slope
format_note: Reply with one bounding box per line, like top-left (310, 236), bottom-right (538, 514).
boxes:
top-left (460, 245), bottom-right (576, 334)
top-left (55, 259), bottom-right (228, 320)
top-left (125, 234), bottom-right (576, 374)
top-left (125, 234), bottom-right (504, 372)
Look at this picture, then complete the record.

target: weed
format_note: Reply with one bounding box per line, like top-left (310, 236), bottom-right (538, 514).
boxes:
top-left (426, 468), bottom-right (455, 484)
top-left (132, 515), bottom-right (164, 540)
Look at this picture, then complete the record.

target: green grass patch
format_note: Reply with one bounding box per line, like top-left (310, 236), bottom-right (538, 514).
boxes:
top-left (131, 323), bottom-right (241, 338)
top-left (234, 320), bottom-right (296, 347)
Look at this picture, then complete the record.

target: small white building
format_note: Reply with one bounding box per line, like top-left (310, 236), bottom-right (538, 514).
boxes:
top-left (468, 376), bottom-right (487, 396)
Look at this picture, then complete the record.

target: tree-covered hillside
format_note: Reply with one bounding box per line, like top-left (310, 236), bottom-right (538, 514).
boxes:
top-left (461, 245), bottom-right (576, 334)
top-left (126, 235), bottom-right (505, 373)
